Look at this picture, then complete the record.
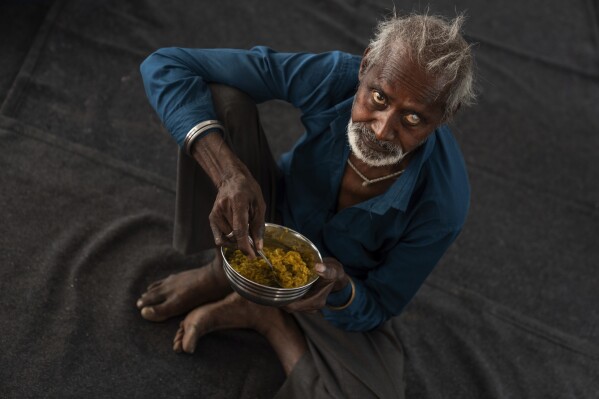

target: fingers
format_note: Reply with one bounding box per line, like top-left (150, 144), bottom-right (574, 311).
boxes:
top-left (209, 208), bottom-right (232, 247)
top-left (209, 199), bottom-right (252, 254)
top-left (231, 205), bottom-right (254, 256)
top-left (283, 258), bottom-right (347, 313)
top-left (314, 257), bottom-right (345, 282)
top-left (249, 201), bottom-right (266, 251)
top-left (209, 212), bottom-right (265, 258)
top-left (318, 258), bottom-right (350, 292)
top-left (208, 186), bottom-right (264, 257)
top-left (314, 262), bottom-right (338, 281)
top-left (283, 280), bottom-right (335, 313)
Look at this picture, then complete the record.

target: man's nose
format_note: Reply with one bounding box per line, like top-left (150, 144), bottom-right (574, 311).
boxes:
top-left (372, 112), bottom-right (396, 141)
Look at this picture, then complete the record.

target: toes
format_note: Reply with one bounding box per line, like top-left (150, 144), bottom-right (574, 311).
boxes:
top-left (173, 307), bottom-right (216, 354)
top-left (140, 296), bottom-right (187, 322)
top-left (146, 278), bottom-right (165, 291)
top-left (136, 289), bottom-right (165, 309)
top-left (172, 321), bottom-right (201, 354)
top-left (182, 324), bottom-right (200, 354)
top-left (136, 297), bottom-right (146, 309)
top-left (140, 306), bottom-right (160, 321)
top-left (140, 304), bottom-right (169, 322)
top-left (173, 325), bottom-right (184, 353)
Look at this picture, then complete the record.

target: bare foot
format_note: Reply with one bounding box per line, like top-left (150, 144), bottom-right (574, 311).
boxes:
top-left (172, 293), bottom-right (264, 353)
top-left (136, 254), bottom-right (232, 322)
top-left (173, 293), bottom-right (307, 375)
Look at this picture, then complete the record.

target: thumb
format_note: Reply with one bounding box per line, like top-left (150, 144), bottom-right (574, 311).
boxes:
top-left (314, 263), bottom-right (337, 281)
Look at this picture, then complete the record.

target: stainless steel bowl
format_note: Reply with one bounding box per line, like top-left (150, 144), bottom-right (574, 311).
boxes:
top-left (221, 223), bottom-right (321, 306)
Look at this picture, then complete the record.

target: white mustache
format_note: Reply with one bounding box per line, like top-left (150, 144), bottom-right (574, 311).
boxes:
top-left (350, 122), bottom-right (403, 153)
top-left (347, 119), bottom-right (410, 167)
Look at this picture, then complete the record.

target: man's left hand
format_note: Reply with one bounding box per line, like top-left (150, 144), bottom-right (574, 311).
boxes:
top-left (283, 257), bottom-right (349, 313)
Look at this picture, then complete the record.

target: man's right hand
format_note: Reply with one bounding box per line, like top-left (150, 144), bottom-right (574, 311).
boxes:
top-left (209, 172), bottom-right (266, 257)
top-left (190, 130), bottom-right (266, 256)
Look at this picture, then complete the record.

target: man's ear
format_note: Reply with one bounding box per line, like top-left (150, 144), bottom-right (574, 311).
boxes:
top-left (359, 47), bottom-right (371, 79)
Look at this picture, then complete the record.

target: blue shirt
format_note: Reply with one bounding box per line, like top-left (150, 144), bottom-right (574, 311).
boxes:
top-left (140, 46), bottom-right (470, 331)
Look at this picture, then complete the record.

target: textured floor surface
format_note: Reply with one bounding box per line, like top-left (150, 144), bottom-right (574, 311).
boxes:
top-left (1, 1), bottom-right (597, 397)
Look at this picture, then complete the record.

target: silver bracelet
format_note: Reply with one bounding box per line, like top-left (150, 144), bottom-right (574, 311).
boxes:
top-left (183, 120), bottom-right (225, 155)
top-left (326, 277), bottom-right (356, 311)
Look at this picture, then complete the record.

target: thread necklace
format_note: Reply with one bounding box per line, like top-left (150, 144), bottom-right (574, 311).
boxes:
top-left (347, 158), bottom-right (405, 187)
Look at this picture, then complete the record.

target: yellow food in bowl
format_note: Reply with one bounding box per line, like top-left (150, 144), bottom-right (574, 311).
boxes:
top-left (228, 247), bottom-right (314, 288)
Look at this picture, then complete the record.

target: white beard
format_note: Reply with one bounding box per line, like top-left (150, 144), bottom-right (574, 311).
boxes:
top-left (346, 119), bottom-right (408, 167)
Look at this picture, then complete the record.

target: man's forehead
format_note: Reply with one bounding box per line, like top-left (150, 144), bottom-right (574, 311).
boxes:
top-left (380, 59), bottom-right (444, 105)
top-left (373, 51), bottom-right (447, 106)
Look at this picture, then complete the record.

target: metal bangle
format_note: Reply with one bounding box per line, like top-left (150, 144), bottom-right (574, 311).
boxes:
top-left (183, 120), bottom-right (225, 155)
top-left (327, 277), bottom-right (356, 311)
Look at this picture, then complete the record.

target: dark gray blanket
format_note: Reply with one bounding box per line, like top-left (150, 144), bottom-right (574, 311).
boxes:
top-left (1, 0), bottom-right (598, 397)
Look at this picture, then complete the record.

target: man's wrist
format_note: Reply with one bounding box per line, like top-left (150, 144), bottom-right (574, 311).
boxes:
top-left (332, 275), bottom-right (350, 292)
top-left (326, 277), bottom-right (355, 310)
top-left (184, 120), bottom-right (225, 156)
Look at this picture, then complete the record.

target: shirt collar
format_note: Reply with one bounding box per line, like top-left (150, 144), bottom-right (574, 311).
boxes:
top-left (334, 97), bottom-right (437, 214)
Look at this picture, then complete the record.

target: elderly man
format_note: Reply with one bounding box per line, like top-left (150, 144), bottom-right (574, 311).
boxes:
top-left (137, 12), bottom-right (474, 398)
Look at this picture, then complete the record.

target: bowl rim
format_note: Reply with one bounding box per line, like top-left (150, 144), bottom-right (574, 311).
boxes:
top-left (221, 222), bottom-right (322, 292)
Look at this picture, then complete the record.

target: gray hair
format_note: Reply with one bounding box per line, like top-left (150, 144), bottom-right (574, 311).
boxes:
top-left (364, 12), bottom-right (476, 118)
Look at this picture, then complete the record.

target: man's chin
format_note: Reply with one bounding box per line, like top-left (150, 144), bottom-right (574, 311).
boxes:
top-left (353, 143), bottom-right (404, 167)
top-left (362, 137), bottom-right (389, 153)
top-left (347, 120), bottom-right (405, 167)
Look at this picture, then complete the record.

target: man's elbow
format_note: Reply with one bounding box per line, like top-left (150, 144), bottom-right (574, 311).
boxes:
top-left (140, 49), bottom-right (165, 82)
top-left (140, 47), bottom-right (184, 82)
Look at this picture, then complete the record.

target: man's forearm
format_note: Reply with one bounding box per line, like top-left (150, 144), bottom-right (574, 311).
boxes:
top-left (190, 132), bottom-right (252, 188)
top-left (190, 130), bottom-right (267, 253)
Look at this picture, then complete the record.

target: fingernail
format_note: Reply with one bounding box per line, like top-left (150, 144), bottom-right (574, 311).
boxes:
top-left (315, 264), bottom-right (325, 273)
top-left (136, 299), bottom-right (143, 308)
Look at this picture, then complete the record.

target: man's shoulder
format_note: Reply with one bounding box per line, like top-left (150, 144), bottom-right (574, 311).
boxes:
top-left (250, 45), bottom-right (361, 72)
top-left (253, 46), bottom-right (361, 116)
top-left (419, 125), bottom-right (470, 228)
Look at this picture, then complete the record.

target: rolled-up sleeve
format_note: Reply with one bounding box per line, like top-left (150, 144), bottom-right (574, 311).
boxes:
top-left (140, 46), bottom-right (356, 146)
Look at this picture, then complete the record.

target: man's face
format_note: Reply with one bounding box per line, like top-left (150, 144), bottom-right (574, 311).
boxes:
top-left (349, 48), bottom-right (447, 167)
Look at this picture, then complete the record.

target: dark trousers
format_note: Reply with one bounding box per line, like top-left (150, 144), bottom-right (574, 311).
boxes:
top-left (172, 84), bottom-right (281, 262)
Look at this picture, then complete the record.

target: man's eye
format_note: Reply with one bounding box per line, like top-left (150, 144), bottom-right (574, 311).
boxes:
top-left (404, 113), bottom-right (421, 125)
top-left (371, 90), bottom-right (386, 105)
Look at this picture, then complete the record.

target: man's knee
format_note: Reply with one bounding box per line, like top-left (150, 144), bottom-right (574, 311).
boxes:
top-left (208, 83), bottom-right (258, 123)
